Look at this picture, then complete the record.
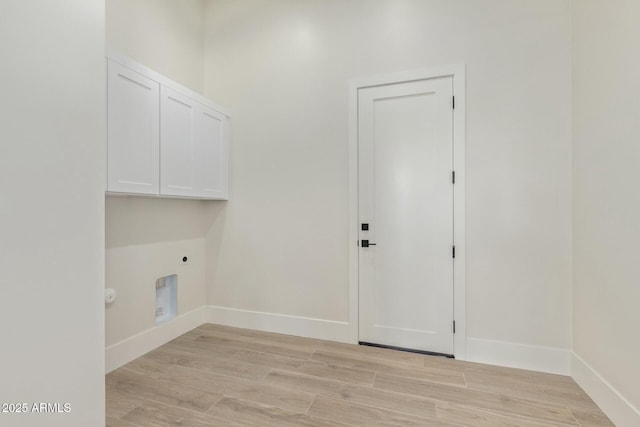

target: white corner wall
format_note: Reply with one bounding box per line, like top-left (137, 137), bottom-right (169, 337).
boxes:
top-left (203, 0), bottom-right (573, 371)
top-left (572, 1), bottom-right (640, 425)
top-left (0, 1), bottom-right (105, 426)
top-left (104, 0), bottom-right (219, 370)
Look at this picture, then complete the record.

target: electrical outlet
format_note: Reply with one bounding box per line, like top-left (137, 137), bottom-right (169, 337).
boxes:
top-left (180, 255), bottom-right (190, 265)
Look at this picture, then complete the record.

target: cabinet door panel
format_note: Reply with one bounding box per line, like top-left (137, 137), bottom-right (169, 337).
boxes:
top-left (107, 60), bottom-right (159, 194)
top-left (160, 87), bottom-right (197, 197)
top-left (195, 106), bottom-right (228, 199)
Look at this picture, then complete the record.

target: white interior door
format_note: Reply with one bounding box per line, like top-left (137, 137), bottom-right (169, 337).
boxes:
top-left (358, 76), bottom-right (454, 355)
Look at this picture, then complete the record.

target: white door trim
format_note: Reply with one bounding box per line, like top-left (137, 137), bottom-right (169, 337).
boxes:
top-left (348, 65), bottom-right (467, 360)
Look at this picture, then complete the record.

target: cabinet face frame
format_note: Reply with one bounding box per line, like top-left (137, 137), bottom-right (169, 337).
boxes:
top-left (106, 51), bottom-right (230, 200)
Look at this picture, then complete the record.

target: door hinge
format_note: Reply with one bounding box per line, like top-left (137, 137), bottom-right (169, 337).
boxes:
top-left (452, 96), bottom-right (455, 109)
top-left (452, 171), bottom-right (456, 184)
top-left (453, 320), bottom-right (456, 334)
top-left (452, 245), bottom-right (456, 258)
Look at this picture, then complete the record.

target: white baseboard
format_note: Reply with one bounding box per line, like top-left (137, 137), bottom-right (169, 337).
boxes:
top-left (204, 305), bottom-right (352, 344)
top-left (106, 307), bottom-right (579, 381)
top-left (572, 352), bottom-right (640, 427)
top-left (465, 337), bottom-right (571, 375)
top-left (105, 307), bottom-right (205, 373)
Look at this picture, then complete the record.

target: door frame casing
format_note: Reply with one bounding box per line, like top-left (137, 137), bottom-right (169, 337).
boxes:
top-left (348, 65), bottom-right (467, 360)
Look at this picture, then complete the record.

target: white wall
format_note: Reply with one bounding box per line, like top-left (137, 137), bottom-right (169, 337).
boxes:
top-left (105, 0), bottom-right (220, 358)
top-left (572, 0), bottom-right (640, 424)
top-left (105, 198), bottom-right (218, 348)
top-left (204, 0), bottom-right (573, 360)
top-left (106, 0), bottom-right (205, 93)
top-left (0, 1), bottom-right (105, 426)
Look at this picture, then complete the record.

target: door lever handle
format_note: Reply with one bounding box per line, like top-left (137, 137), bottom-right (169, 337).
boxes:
top-left (361, 240), bottom-right (377, 247)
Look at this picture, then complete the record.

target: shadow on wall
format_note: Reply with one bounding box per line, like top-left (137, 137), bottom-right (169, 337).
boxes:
top-left (106, 196), bottom-right (226, 248)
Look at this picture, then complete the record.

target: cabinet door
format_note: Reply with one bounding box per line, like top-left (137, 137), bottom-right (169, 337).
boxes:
top-left (194, 105), bottom-right (229, 199)
top-left (160, 86), bottom-right (197, 197)
top-left (107, 60), bottom-right (160, 194)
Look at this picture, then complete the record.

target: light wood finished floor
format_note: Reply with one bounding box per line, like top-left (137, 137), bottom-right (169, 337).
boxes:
top-left (106, 324), bottom-right (613, 427)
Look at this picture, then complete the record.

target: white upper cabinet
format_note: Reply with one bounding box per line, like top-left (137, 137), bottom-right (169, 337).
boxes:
top-left (160, 86), bottom-right (197, 197)
top-left (159, 87), bottom-right (229, 199)
top-left (106, 54), bottom-right (230, 200)
top-left (107, 61), bottom-right (160, 195)
top-left (194, 105), bottom-right (228, 199)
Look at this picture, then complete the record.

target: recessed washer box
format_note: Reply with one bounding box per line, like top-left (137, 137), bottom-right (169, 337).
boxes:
top-left (155, 274), bottom-right (177, 325)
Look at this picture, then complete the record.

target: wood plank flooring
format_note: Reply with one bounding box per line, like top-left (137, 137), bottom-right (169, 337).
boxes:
top-left (106, 324), bottom-right (613, 426)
